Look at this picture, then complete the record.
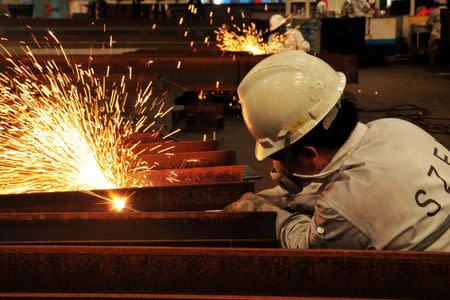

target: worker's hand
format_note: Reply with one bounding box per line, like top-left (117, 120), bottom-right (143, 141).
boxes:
top-left (223, 192), bottom-right (279, 212)
top-left (223, 192), bottom-right (293, 239)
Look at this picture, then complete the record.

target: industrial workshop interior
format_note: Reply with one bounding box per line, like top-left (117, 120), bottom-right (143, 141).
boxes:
top-left (0, 0), bottom-right (449, 297)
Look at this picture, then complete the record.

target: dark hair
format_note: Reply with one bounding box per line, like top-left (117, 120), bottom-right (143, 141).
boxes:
top-left (270, 96), bottom-right (358, 160)
top-left (271, 24), bottom-right (287, 35)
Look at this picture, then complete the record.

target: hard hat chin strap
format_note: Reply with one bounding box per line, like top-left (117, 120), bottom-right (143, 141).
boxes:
top-left (279, 133), bottom-right (306, 194)
top-left (283, 132), bottom-right (294, 175)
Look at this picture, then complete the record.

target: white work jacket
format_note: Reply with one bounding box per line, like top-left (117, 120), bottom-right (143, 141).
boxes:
top-left (428, 6), bottom-right (447, 41)
top-left (316, 1), bottom-right (328, 18)
top-left (269, 29), bottom-right (310, 53)
top-left (351, 0), bottom-right (370, 16)
top-left (259, 119), bottom-right (450, 250)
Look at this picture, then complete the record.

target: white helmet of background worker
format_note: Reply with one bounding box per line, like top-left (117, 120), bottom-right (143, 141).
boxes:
top-left (237, 50), bottom-right (346, 161)
top-left (269, 14), bottom-right (287, 31)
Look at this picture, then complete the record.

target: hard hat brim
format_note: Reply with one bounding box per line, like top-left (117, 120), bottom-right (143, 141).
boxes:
top-left (255, 141), bottom-right (276, 161)
top-left (269, 18), bottom-right (287, 31)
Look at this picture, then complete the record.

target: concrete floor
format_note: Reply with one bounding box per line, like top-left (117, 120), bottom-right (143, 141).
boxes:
top-left (179, 62), bottom-right (450, 191)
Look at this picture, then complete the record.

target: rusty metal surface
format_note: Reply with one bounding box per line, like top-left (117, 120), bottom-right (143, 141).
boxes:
top-left (0, 212), bottom-right (276, 247)
top-left (0, 293), bottom-right (365, 299)
top-left (135, 165), bottom-right (243, 186)
top-left (0, 54), bottom-right (261, 91)
top-left (0, 246), bottom-right (448, 298)
top-left (125, 132), bottom-right (163, 144)
top-left (0, 182), bottom-right (254, 212)
top-left (1, 53), bottom-right (358, 93)
top-left (133, 140), bottom-right (220, 154)
top-left (140, 150), bottom-right (236, 169)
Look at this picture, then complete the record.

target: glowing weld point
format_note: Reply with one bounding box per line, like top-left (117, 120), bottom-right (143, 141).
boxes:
top-left (111, 197), bottom-right (127, 212)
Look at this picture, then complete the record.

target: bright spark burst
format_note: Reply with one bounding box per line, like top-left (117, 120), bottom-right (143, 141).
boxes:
top-left (0, 31), bottom-right (170, 195)
top-left (215, 23), bottom-right (281, 56)
top-left (111, 196), bottom-right (127, 212)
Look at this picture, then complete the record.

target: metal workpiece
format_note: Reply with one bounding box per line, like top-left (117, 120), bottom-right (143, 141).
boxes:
top-left (140, 150), bottom-right (236, 169)
top-left (0, 212), bottom-right (276, 246)
top-left (1, 54), bottom-right (263, 91)
top-left (0, 246), bottom-right (448, 298)
top-left (133, 140), bottom-right (220, 154)
top-left (135, 165), bottom-right (243, 186)
top-left (125, 132), bottom-right (163, 144)
top-left (0, 182), bottom-right (254, 213)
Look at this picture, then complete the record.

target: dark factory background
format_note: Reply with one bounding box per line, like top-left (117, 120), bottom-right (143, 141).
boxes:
top-left (0, 0), bottom-right (448, 298)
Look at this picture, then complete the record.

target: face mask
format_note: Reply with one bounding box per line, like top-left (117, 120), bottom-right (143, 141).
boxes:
top-left (270, 162), bottom-right (364, 194)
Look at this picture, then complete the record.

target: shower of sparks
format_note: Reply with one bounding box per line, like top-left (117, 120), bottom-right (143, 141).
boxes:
top-left (215, 23), bottom-right (281, 56)
top-left (0, 31), bottom-right (172, 196)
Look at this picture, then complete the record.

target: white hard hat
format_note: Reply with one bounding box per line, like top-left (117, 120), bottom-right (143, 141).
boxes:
top-left (435, 0), bottom-right (447, 4)
top-left (269, 14), bottom-right (287, 31)
top-left (237, 50), bottom-right (346, 161)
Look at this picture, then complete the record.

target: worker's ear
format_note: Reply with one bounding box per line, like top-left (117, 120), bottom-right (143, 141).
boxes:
top-left (301, 145), bottom-right (321, 170)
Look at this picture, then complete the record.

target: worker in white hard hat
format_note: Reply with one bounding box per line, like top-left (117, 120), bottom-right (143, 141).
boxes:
top-left (340, 0), bottom-right (371, 17)
top-left (428, 0), bottom-right (448, 63)
top-left (268, 14), bottom-right (310, 53)
top-left (341, 0), bottom-right (354, 17)
top-left (351, 0), bottom-right (371, 16)
top-left (224, 50), bottom-right (450, 251)
top-left (315, 0), bottom-right (329, 17)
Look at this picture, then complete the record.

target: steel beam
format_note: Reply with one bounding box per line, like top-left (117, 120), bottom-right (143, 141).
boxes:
top-left (125, 132), bottom-right (163, 143)
top-left (135, 165), bottom-right (243, 186)
top-left (0, 293), bottom-right (351, 299)
top-left (133, 140), bottom-right (219, 154)
top-left (7, 54), bottom-right (260, 91)
top-left (140, 150), bottom-right (236, 169)
top-left (0, 212), bottom-right (276, 247)
top-left (0, 246), bottom-right (448, 298)
top-left (0, 182), bottom-right (254, 212)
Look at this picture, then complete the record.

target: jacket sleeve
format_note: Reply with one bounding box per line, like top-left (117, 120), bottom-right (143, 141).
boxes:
top-left (296, 31), bottom-right (310, 52)
top-left (280, 198), bottom-right (371, 249)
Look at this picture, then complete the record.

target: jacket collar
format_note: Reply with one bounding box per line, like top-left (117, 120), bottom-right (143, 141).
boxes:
top-left (326, 122), bottom-right (368, 169)
top-left (291, 122), bottom-right (368, 181)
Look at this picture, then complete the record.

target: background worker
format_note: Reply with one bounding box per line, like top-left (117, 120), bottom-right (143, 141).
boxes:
top-left (428, 0), bottom-right (448, 63)
top-left (352, 0), bottom-right (371, 16)
top-left (341, 0), bottom-right (354, 17)
top-left (268, 14), bottom-right (310, 53)
top-left (224, 50), bottom-right (450, 251)
top-left (316, 0), bottom-right (330, 17)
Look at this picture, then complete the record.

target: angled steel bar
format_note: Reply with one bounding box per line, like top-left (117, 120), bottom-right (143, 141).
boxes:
top-left (133, 140), bottom-right (219, 154)
top-left (134, 165), bottom-right (243, 186)
top-left (0, 246), bottom-right (448, 298)
top-left (140, 150), bottom-right (236, 169)
top-left (0, 212), bottom-right (276, 247)
top-left (0, 182), bottom-right (254, 212)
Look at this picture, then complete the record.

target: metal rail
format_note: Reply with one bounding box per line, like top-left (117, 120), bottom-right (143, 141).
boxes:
top-left (0, 212), bottom-right (276, 247)
top-left (140, 150), bottom-right (236, 169)
top-left (0, 182), bottom-right (254, 212)
top-left (134, 165), bottom-right (244, 186)
top-left (0, 246), bottom-right (448, 298)
top-left (133, 140), bottom-right (220, 154)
